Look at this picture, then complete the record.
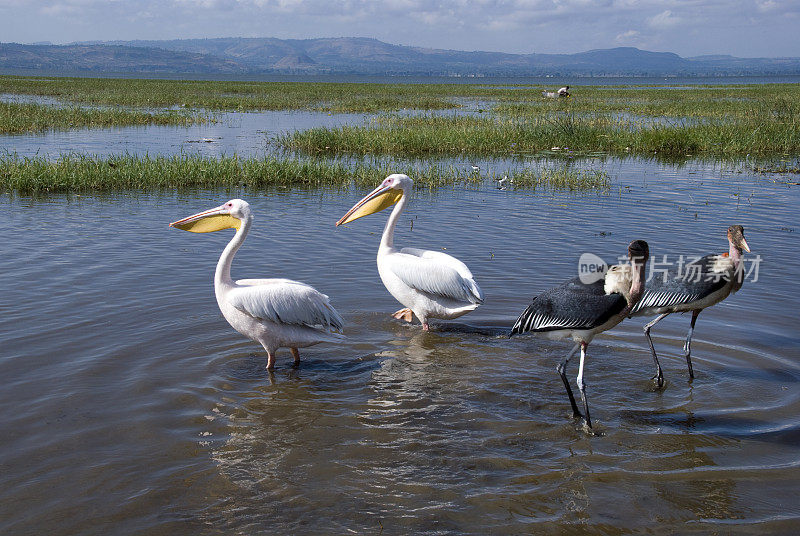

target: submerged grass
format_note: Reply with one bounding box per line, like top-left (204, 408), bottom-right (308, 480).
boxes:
top-left (0, 100), bottom-right (206, 134)
top-left (508, 167), bottom-right (611, 191)
top-left (0, 154), bottom-right (610, 193)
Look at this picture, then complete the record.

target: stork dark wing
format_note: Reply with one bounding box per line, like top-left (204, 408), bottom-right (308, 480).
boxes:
top-left (511, 277), bottom-right (627, 336)
top-left (631, 254), bottom-right (730, 314)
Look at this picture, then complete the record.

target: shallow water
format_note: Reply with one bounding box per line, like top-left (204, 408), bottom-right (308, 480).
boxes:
top-left (0, 103), bottom-right (371, 159)
top-left (1, 154), bottom-right (799, 533)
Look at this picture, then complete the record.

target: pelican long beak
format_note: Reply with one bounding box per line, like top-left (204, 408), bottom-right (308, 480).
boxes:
top-left (336, 185), bottom-right (403, 226)
top-left (169, 204), bottom-right (241, 233)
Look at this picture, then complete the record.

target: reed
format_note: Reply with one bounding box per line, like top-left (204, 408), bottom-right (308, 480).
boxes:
top-left (508, 167), bottom-right (611, 191)
top-left (0, 154), bottom-right (611, 193)
top-left (279, 107), bottom-right (800, 158)
top-left (0, 101), bottom-right (205, 134)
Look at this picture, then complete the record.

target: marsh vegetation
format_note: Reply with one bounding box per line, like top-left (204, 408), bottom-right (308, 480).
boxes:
top-left (280, 93), bottom-right (800, 158)
top-left (0, 100), bottom-right (206, 134)
top-left (0, 153), bottom-right (616, 193)
top-left (1, 75), bottom-right (797, 192)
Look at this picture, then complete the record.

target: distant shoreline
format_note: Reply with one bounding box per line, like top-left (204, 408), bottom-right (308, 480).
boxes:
top-left (2, 69), bottom-right (800, 85)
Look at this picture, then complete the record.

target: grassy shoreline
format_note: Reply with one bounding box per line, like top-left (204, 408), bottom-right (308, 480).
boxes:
top-left (0, 154), bottom-right (611, 193)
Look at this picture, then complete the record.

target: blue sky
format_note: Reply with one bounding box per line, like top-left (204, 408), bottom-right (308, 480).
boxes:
top-left (1, 0), bottom-right (799, 57)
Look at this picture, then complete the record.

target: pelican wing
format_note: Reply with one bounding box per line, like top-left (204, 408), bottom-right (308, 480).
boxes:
top-left (511, 277), bottom-right (626, 335)
top-left (389, 248), bottom-right (483, 304)
top-left (228, 279), bottom-right (344, 331)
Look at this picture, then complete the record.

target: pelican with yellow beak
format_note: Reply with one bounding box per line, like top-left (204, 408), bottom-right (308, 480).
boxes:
top-left (336, 174), bottom-right (483, 330)
top-left (170, 199), bottom-right (344, 370)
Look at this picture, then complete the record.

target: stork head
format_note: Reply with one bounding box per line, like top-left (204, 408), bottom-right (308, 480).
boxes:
top-left (727, 225), bottom-right (750, 253)
top-left (627, 239), bottom-right (650, 265)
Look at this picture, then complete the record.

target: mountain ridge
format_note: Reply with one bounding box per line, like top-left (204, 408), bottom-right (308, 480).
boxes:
top-left (3, 38), bottom-right (800, 76)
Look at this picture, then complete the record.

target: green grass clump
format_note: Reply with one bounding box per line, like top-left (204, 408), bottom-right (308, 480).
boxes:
top-left (279, 105), bottom-right (800, 158)
top-left (278, 114), bottom-right (619, 156)
top-left (0, 154), bottom-right (488, 193)
top-left (0, 101), bottom-right (205, 134)
top-left (508, 167), bottom-right (611, 191)
top-left (0, 154), bottom-right (610, 193)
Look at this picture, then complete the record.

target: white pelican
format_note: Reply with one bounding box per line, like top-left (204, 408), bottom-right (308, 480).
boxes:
top-left (630, 225), bottom-right (750, 385)
top-left (170, 199), bottom-right (344, 370)
top-left (510, 240), bottom-right (649, 429)
top-left (336, 174), bottom-right (484, 331)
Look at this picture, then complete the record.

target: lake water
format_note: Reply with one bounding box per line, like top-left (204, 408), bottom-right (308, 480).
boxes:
top-left (1, 103), bottom-right (800, 534)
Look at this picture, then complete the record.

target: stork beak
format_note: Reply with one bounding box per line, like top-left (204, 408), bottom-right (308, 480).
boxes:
top-left (336, 184), bottom-right (403, 226)
top-left (740, 237), bottom-right (751, 253)
top-left (169, 204), bottom-right (241, 233)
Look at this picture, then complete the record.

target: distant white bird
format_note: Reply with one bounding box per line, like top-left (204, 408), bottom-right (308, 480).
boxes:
top-left (170, 199), bottom-right (344, 370)
top-left (496, 175), bottom-right (513, 190)
top-left (336, 174), bottom-right (484, 331)
top-left (471, 164), bottom-right (481, 172)
top-left (543, 86), bottom-right (570, 98)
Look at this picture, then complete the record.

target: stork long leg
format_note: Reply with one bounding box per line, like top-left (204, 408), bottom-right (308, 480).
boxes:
top-left (576, 342), bottom-right (592, 429)
top-left (266, 350), bottom-right (276, 370)
top-left (683, 310), bottom-right (700, 379)
top-left (643, 312), bottom-right (670, 387)
top-left (290, 347), bottom-right (300, 366)
top-left (556, 343), bottom-right (582, 418)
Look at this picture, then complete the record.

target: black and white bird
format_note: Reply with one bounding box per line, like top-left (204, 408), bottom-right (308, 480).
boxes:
top-left (630, 225), bottom-right (750, 386)
top-left (510, 240), bottom-right (650, 429)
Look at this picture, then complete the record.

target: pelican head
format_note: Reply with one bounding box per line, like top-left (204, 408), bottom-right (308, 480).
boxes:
top-left (727, 225), bottom-right (750, 253)
top-left (336, 174), bottom-right (410, 226)
top-left (169, 199), bottom-right (251, 233)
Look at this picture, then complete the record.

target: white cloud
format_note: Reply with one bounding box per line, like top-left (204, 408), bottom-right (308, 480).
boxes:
top-left (615, 29), bottom-right (641, 45)
top-left (648, 9), bottom-right (681, 28)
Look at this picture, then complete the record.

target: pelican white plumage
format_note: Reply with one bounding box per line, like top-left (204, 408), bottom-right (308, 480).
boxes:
top-left (170, 199), bottom-right (344, 370)
top-left (336, 174), bottom-right (483, 330)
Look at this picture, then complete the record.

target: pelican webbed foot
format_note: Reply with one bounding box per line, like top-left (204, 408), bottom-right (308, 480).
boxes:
top-left (392, 308), bottom-right (414, 323)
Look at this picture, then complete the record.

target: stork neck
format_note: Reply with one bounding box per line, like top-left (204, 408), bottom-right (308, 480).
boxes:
top-left (622, 262), bottom-right (647, 314)
top-left (729, 242), bottom-right (745, 289)
top-left (215, 215), bottom-right (250, 287)
top-left (379, 191), bottom-right (408, 251)
top-left (729, 242), bottom-right (744, 267)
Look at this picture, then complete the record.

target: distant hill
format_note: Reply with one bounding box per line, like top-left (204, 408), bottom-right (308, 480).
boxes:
top-left (0, 42), bottom-right (243, 73)
top-left (3, 38), bottom-right (800, 76)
